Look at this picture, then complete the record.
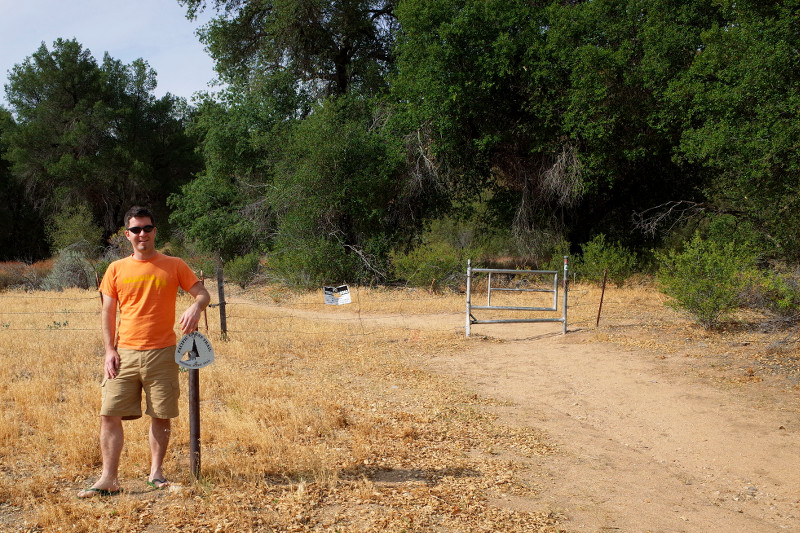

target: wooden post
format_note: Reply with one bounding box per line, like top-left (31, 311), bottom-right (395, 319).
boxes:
top-left (188, 272), bottom-right (207, 480)
top-left (200, 271), bottom-right (209, 332)
top-left (465, 259), bottom-right (472, 337)
top-left (562, 256), bottom-right (568, 335)
top-left (188, 368), bottom-right (200, 479)
top-left (216, 267), bottom-right (227, 338)
top-left (596, 270), bottom-right (608, 328)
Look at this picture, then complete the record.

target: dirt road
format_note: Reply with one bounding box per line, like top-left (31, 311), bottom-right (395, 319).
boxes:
top-left (428, 321), bottom-right (798, 533)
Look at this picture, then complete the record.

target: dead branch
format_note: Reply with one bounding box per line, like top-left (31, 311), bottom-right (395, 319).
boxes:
top-left (632, 201), bottom-right (706, 237)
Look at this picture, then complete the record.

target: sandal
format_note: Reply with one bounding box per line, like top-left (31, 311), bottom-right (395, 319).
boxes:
top-left (77, 487), bottom-right (123, 499)
top-left (146, 477), bottom-right (170, 489)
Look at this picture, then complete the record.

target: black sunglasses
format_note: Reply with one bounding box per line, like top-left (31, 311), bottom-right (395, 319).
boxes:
top-left (127, 225), bottom-right (155, 234)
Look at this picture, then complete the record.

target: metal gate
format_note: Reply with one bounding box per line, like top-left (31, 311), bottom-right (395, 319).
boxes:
top-left (465, 257), bottom-right (568, 336)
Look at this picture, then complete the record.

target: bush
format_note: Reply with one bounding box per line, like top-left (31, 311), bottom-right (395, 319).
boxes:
top-left (187, 255), bottom-right (219, 281)
top-left (41, 249), bottom-right (95, 291)
top-left (268, 237), bottom-right (362, 289)
top-left (48, 204), bottom-right (104, 254)
top-left (740, 266), bottom-right (800, 321)
top-left (225, 252), bottom-right (262, 289)
top-left (0, 260), bottom-right (56, 291)
top-left (23, 260), bottom-right (54, 290)
top-left (391, 241), bottom-right (467, 291)
top-left (657, 233), bottom-right (749, 329)
top-left (541, 238), bottom-right (572, 273)
top-left (759, 269), bottom-right (800, 319)
top-left (102, 228), bottom-right (130, 261)
top-left (577, 234), bottom-right (637, 286)
top-left (0, 262), bottom-right (28, 290)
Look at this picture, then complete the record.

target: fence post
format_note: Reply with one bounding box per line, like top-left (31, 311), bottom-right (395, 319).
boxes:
top-left (562, 256), bottom-right (568, 334)
top-left (216, 267), bottom-right (227, 338)
top-left (596, 270), bottom-right (608, 328)
top-left (188, 368), bottom-right (200, 479)
top-left (200, 271), bottom-right (209, 331)
top-left (465, 259), bottom-right (472, 337)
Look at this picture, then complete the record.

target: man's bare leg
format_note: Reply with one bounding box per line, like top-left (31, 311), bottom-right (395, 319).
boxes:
top-left (148, 418), bottom-right (171, 488)
top-left (77, 416), bottom-right (123, 497)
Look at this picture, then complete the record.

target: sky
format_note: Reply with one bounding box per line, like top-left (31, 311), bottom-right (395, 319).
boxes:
top-left (0, 0), bottom-right (220, 105)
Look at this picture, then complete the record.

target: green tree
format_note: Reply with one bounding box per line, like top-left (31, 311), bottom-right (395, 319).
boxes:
top-left (392, 0), bottom-right (797, 265)
top-left (4, 39), bottom-right (200, 248)
top-left (172, 1), bottom-right (427, 282)
top-left (180, 0), bottom-right (396, 96)
top-left (268, 95), bottom-right (406, 284)
top-left (542, 0), bottom-right (717, 246)
top-left (392, 0), bottom-right (582, 262)
top-left (169, 75), bottom-right (303, 260)
top-left (664, 0), bottom-right (800, 261)
top-left (0, 107), bottom-right (49, 260)
top-left (171, 0), bottom-right (799, 284)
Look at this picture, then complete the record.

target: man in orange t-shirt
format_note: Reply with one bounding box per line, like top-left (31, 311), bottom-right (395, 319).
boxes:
top-left (78, 206), bottom-right (210, 499)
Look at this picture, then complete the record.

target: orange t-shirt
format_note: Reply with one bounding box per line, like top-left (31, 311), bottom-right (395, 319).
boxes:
top-left (100, 253), bottom-right (200, 350)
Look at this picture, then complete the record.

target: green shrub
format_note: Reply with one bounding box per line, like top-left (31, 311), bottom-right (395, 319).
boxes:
top-left (268, 237), bottom-right (361, 289)
top-left (761, 270), bottom-right (800, 318)
top-left (93, 259), bottom-right (111, 283)
top-left (225, 252), bottom-right (262, 289)
top-left (48, 204), bottom-right (104, 255)
top-left (41, 249), bottom-right (95, 291)
top-left (188, 256), bottom-right (220, 281)
top-left (577, 234), bottom-right (637, 286)
top-left (391, 241), bottom-right (467, 291)
top-left (740, 266), bottom-right (800, 320)
top-left (657, 233), bottom-right (750, 329)
top-left (541, 238), bottom-right (572, 273)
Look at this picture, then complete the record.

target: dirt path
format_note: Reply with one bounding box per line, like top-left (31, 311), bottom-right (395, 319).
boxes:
top-left (229, 293), bottom-right (797, 532)
top-left (428, 321), bottom-right (799, 533)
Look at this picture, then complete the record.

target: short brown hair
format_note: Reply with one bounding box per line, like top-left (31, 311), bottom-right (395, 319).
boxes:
top-left (124, 206), bottom-right (155, 228)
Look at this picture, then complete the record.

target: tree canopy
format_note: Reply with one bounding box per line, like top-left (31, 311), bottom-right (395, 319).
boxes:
top-left (2, 38), bottom-right (200, 256)
top-left (180, 0), bottom-right (396, 96)
top-left (2, 1), bottom-right (795, 274)
top-left (163, 0), bottom-right (798, 285)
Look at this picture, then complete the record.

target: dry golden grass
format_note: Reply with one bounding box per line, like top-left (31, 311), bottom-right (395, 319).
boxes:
top-left (0, 286), bottom-right (562, 532)
top-left (0, 280), bottom-right (795, 532)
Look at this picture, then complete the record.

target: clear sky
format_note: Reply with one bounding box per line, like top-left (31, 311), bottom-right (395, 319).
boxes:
top-left (0, 0), bottom-right (219, 105)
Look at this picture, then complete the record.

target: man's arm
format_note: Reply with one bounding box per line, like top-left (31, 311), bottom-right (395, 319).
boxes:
top-left (179, 281), bottom-right (211, 335)
top-left (101, 293), bottom-right (120, 379)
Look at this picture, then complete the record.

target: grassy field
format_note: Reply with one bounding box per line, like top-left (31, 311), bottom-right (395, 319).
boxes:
top-left (0, 281), bottom-right (795, 532)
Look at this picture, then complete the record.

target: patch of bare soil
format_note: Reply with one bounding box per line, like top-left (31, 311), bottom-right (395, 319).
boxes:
top-left (425, 312), bottom-right (798, 533)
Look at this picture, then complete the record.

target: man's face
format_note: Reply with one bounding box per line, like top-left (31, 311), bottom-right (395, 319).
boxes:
top-left (125, 216), bottom-right (157, 255)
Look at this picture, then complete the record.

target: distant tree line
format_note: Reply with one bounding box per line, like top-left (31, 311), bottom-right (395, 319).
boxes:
top-left (0, 38), bottom-right (200, 259)
top-left (1, 1), bottom-right (797, 292)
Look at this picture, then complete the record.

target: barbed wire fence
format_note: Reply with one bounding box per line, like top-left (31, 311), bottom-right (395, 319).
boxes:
top-left (0, 269), bottom-right (678, 337)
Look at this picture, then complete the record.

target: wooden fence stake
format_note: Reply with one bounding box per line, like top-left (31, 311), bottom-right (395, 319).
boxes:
top-left (216, 267), bottom-right (227, 338)
top-left (200, 271), bottom-right (209, 331)
top-left (188, 368), bottom-right (200, 479)
top-left (596, 270), bottom-right (608, 327)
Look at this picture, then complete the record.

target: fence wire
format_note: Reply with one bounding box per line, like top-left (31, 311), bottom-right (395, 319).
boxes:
top-left (0, 281), bottom-right (729, 337)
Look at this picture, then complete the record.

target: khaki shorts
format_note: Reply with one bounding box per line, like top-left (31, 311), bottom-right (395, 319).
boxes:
top-left (101, 346), bottom-right (180, 420)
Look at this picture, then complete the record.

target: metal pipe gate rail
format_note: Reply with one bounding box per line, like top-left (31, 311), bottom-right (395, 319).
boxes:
top-left (465, 257), bottom-right (568, 336)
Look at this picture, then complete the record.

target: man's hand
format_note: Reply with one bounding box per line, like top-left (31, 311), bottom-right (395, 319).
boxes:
top-left (104, 348), bottom-right (120, 379)
top-left (180, 281), bottom-right (211, 334)
top-left (179, 303), bottom-right (203, 335)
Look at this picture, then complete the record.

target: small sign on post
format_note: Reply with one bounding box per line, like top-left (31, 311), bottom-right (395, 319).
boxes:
top-left (324, 285), bottom-right (351, 305)
top-left (176, 331), bottom-right (215, 369)
top-left (176, 331), bottom-right (215, 480)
